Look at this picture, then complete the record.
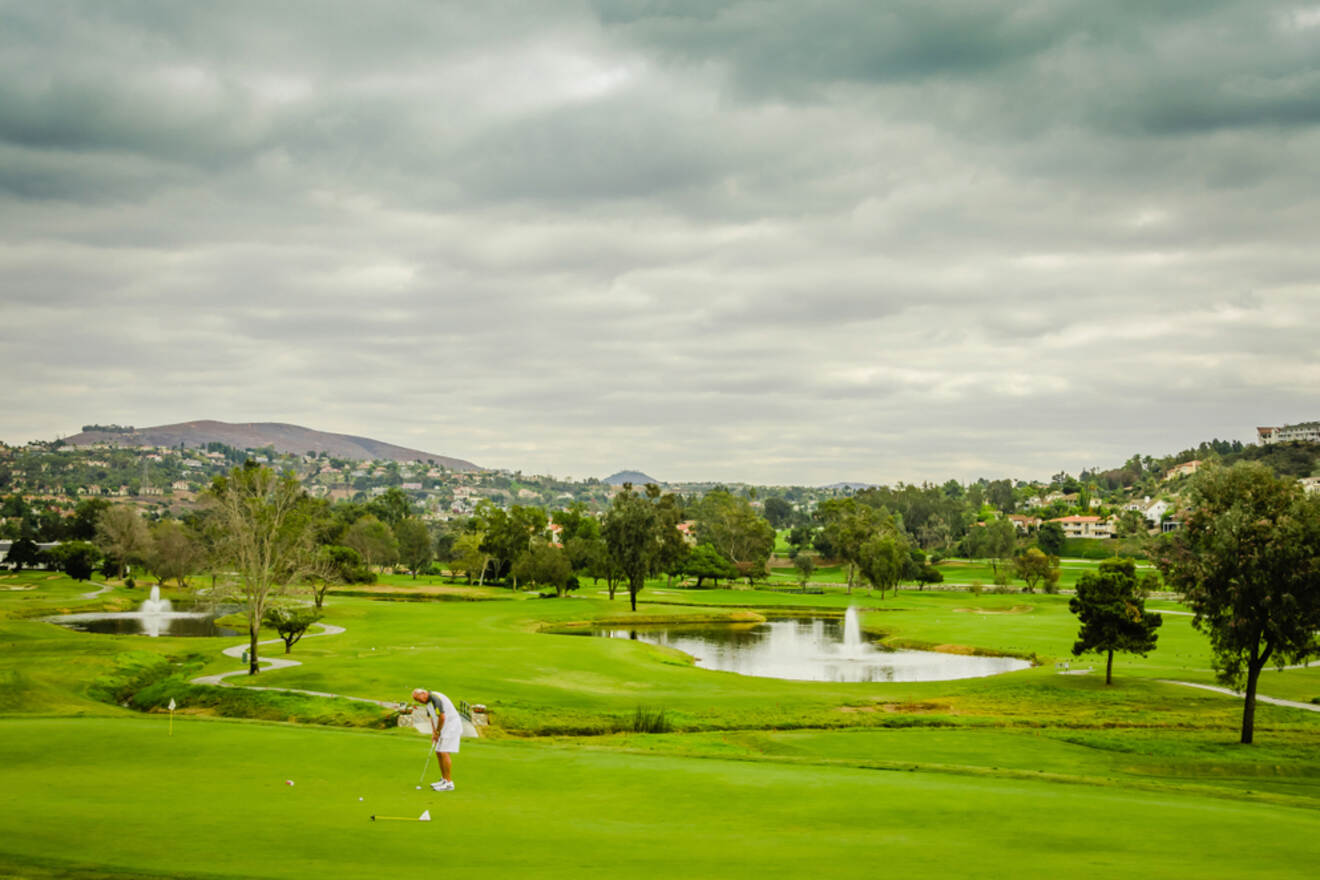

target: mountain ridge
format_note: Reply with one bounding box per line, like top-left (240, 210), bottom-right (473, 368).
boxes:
top-left (61, 420), bottom-right (480, 470)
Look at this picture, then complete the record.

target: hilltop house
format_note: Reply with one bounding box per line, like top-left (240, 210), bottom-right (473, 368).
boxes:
top-left (1165, 460), bottom-right (1202, 480)
top-left (1258, 421), bottom-right (1320, 444)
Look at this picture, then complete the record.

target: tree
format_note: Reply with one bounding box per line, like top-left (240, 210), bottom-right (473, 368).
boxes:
top-left (603, 485), bottom-right (660, 611)
top-left (366, 487), bottom-right (413, 526)
top-left (654, 492), bottom-right (689, 586)
top-left (44, 541), bottom-right (101, 581)
top-left (343, 514), bottom-right (398, 570)
top-left (204, 464), bottom-right (320, 676)
top-left (310, 545), bottom-right (372, 608)
top-left (1069, 557), bottom-right (1162, 684)
top-left (511, 541), bottom-right (574, 596)
top-left (478, 503), bottom-right (547, 588)
top-left (1113, 508), bottom-right (1150, 538)
top-left (1156, 462), bottom-right (1320, 743)
top-left (793, 552), bottom-right (816, 588)
top-left (684, 543), bottom-right (738, 588)
top-left (857, 531), bottom-right (908, 598)
top-left (762, 496), bottom-right (794, 529)
top-left (69, 498), bottom-right (111, 541)
top-left (986, 479), bottom-right (1016, 513)
top-left (786, 523), bottom-right (815, 558)
top-left (816, 498), bottom-right (881, 591)
top-left (94, 505), bottom-right (152, 581)
top-left (1012, 548), bottom-right (1061, 594)
top-left (4, 536), bottom-right (41, 571)
top-left (966, 517), bottom-right (1016, 577)
top-left (1036, 520), bottom-right (1066, 556)
top-left (452, 531), bottom-right (490, 585)
top-left (147, 520), bottom-right (203, 587)
top-left (262, 606), bottom-right (322, 654)
top-left (692, 490), bottom-right (774, 585)
top-left (393, 517), bottom-right (433, 578)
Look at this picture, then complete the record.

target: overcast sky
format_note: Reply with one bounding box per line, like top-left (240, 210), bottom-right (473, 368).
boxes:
top-left (2, 1), bottom-right (1317, 485)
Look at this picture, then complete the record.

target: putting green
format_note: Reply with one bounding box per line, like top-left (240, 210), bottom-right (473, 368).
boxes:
top-left (2, 717), bottom-right (1317, 879)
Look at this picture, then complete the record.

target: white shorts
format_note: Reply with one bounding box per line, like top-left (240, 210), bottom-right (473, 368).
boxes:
top-left (435, 725), bottom-right (461, 754)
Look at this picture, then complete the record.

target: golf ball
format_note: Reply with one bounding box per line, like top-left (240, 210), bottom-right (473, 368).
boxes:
top-left (415, 785), bottom-right (421, 790)
top-left (359, 797), bottom-right (364, 801)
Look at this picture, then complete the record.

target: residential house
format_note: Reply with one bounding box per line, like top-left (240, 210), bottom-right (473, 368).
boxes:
top-left (1165, 460), bottom-right (1202, 480)
top-left (1048, 515), bottom-right (1114, 539)
top-left (1007, 514), bottom-right (1040, 534)
top-left (1259, 421), bottom-right (1320, 445)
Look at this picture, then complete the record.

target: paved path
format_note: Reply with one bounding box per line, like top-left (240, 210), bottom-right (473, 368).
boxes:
top-left (190, 623), bottom-right (399, 709)
top-left (1159, 680), bottom-right (1320, 712)
top-left (81, 583), bottom-right (115, 599)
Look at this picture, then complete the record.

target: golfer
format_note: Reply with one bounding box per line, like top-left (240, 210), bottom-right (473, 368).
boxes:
top-left (412, 688), bottom-right (460, 792)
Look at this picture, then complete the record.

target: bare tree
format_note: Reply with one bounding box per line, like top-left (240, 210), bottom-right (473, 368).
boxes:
top-left (203, 464), bottom-right (319, 676)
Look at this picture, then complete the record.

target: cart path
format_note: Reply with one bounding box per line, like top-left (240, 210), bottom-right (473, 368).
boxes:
top-left (190, 623), bottom-right (399, 709)
top-left (1159, 680), bottom-right (1320, 712)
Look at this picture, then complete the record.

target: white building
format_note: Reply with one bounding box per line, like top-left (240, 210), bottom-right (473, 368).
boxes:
top-left (1258, 422), bottom-right (1320, 444)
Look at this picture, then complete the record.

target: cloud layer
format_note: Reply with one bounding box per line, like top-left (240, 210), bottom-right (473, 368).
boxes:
top-left (3, 1), bottom-right (1317, 484)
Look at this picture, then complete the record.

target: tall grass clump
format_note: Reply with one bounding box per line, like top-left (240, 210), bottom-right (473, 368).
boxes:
top-left (632, 705), bottom-right (672, 733)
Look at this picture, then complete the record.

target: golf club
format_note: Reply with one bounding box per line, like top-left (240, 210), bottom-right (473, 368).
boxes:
top-left (418, 737), bottom-right (433, 784)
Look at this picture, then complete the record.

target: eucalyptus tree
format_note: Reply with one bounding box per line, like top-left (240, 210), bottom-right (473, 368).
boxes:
top-left (204, 464), bottom-right (322, 675)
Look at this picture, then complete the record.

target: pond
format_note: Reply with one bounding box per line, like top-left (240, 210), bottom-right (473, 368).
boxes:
top-left (47, 585), bottom-right (240, 638)
top-left (595, 608), bottom-right (1030, 683)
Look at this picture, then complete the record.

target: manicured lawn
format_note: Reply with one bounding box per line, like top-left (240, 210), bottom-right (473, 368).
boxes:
top-left (2, 569), bottom-right (1318, 878)
top-left (2, 717), bottom-right (1318, 879)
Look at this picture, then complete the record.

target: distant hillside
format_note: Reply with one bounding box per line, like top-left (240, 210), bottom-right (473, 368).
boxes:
top-left (62, 420), bottom-right (480, 470)
top-left (603, 470), bottom-right (660, 486)
top-left (821, 481), bottom-right (876, 490)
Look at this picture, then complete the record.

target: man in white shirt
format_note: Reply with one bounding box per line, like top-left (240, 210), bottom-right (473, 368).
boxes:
top-left (412, 688), bottom-right (461, 792)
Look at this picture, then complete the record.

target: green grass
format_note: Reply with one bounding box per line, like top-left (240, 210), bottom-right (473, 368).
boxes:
top-left (2, 717), bottom-right (1318, 879)
top-left (2, 568), bottom-right (1319, 878)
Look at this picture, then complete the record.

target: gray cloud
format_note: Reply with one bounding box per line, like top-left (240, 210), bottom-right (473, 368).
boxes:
top-left (2, 1), bottom-right (1317, 485)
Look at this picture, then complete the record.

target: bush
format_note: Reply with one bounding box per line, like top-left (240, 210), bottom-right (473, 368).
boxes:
top-left (968, 581), bottom-right (983, 597)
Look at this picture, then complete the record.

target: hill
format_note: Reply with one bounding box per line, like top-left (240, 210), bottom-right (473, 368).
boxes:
top-left (603, 469), bottom-right (660, 486)
top-left (61, 420), bottom-right (480, 470)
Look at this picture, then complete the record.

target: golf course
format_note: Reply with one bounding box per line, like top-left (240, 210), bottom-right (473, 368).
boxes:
top-left (2, 568), bottom-right (1318, 878)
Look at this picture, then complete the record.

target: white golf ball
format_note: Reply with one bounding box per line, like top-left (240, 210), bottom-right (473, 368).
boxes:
top-left (359, 797), bottom-right (364, 801)
top-left (415, 785), bottom-right (421, 790)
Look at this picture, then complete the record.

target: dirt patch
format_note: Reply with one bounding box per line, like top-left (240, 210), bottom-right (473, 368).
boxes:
top-left (839, 701), bottom-right (952, 714)
top-left (953, 605), bottom-right (1033, 614)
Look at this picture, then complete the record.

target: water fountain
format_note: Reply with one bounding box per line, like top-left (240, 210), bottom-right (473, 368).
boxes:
top-left (595, 606), bottom-right (1032, 683)
top-left (841, 606), bottom-right (863, 655)
top-left (139, 585), bottom-right (173, 615)
top-left (46, 585), bottom-right (230, 638)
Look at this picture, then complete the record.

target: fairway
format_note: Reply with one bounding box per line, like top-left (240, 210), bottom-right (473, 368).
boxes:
top-left (2, 571), bottom-right (1318, 878)
top-left (2, 717), bottom-right (1318, 880)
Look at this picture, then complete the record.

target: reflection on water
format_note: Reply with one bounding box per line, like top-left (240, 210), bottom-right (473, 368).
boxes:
top-left (596, 614), bottom-right (1030, 683)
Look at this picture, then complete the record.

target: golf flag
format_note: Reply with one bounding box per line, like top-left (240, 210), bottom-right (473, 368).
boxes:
top-left (168, 698), bottom-right (176, 736)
